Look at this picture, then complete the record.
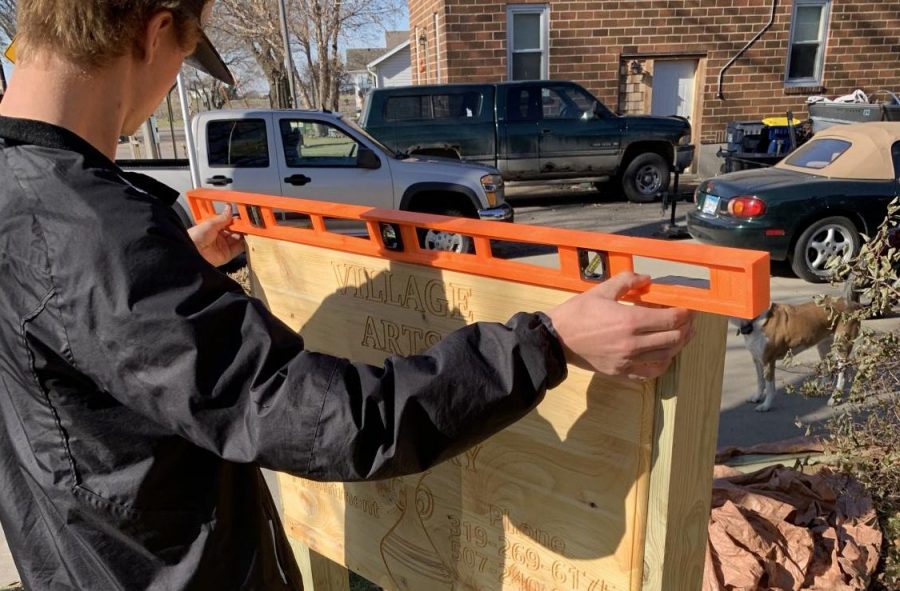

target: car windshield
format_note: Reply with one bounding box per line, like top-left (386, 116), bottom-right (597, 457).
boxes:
top-left (784, 138), bottom-right (852, 170)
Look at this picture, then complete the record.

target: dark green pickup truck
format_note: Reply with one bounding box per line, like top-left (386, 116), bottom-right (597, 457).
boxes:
top-left (360, 81), bottom-right (695, 203)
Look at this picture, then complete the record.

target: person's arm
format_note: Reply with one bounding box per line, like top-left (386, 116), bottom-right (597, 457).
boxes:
top-left (188, 208), bottom-right (694, 383)
top-left (187, 207), bottom-right (694, 383)
top-left (60, 208), bottom-right (566, 481)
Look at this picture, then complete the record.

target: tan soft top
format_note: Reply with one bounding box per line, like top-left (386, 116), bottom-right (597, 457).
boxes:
top-left (775, 121), bottom-right (900, 181)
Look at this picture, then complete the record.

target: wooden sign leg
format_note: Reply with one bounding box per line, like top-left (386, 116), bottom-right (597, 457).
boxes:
top-left (291, 539), bottom-right (351, 591)
top-left (642, 313), bottom-right (727, 591)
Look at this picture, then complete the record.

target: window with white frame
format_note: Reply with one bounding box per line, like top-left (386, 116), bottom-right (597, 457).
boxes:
top-left (507, 5), bottom-right (549, 81)
top-left (785, 0), bottom-right (831, 86)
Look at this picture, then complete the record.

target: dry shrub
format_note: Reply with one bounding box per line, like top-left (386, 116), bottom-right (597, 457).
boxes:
top-left (795, 198), bottom-right (900, 589)
top-left (228, 266), bottom-right (252, 295)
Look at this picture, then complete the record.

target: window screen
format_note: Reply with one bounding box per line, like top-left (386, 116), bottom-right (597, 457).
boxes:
top-left (786, 0), bottom-right (830, 84)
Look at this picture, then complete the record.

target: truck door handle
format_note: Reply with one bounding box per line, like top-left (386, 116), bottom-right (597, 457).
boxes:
top-left (541, 129), bottom-right (552, 135)
top-left (205, 175), bottom-right (233, 187)
top-left (284, 174), bottom-right (312, 186)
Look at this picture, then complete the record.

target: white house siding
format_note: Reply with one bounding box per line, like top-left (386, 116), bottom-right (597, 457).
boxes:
top-left (375, 46), bottom-right (412, 88)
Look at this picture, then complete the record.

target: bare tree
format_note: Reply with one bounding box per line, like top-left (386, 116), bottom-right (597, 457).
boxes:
top-left (0, 0), bottom-right (15, 92)
top-left (214, 0), bottom-right (402, 111)
top-left (214, 0), bottom-right (294, 108)
top-left (0, 0), bottom-right (14, 43)
top-left (183, 24), bottom-right (258, 112)
top-left (289, 0), bottom-right (402, 111)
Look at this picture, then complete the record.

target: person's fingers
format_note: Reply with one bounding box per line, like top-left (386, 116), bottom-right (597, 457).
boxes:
top-left (632, 307), bottom-right (693, 334)
top-left (225, 233), bottom-right (246, 257)
top-left (595, 272), bottom-right (651, 301)
top-left (630, 346), bottom-right (683, 364)
top-left (628, 361), bottom-right (673, 379)
top-left (631, 324), bottom-right (692, 354)
top-left (210, 207), bottom-right (234, 228)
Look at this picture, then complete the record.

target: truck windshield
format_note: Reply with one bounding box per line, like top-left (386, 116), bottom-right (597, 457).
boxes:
top-left (343, 118), bottom-right (403, 158)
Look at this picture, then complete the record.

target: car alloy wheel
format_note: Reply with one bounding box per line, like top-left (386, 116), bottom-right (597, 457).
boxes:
top-left (791, 216), bottom-right (860, 283)
top-left (423, 229), bottom-right (472, 253)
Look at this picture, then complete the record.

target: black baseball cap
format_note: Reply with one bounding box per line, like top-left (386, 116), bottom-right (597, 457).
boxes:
top-left (187, 30), bottom-right (234, 85)
top-left (3, 29), bottom-right (234, 86)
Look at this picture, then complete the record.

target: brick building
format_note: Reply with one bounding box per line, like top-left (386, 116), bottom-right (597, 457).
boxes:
top-left (407, 0), bottom-right (900, 175)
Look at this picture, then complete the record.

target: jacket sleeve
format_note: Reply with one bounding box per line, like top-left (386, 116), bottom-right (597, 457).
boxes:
top-left (59, 206), bottom-right (568, 481)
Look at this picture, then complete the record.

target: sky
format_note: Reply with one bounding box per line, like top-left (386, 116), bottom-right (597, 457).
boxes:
top-left (342, 13), bottom-right (410, 50)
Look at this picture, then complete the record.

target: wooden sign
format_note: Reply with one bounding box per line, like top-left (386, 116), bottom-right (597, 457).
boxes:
top-left (188, 190), bottom-right (768, 591)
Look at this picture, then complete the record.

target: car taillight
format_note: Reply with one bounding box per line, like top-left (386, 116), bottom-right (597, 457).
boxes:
top-left (727, 196), bottom-right (766, 218)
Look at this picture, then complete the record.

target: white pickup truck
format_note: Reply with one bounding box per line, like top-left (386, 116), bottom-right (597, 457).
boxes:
top-left (119, 110), bottom-right (513, 231)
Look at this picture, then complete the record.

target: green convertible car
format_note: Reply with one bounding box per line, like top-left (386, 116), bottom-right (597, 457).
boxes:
top-left (687, 122), bottom-right (900, 282)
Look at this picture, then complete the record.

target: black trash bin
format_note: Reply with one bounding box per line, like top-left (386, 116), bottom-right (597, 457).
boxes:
top-left (725, 120), bottom-right (766, 153)
top-left (720, 121), bottom-right (787, 173)
top-left (718, 150), bottom-right (783, 173)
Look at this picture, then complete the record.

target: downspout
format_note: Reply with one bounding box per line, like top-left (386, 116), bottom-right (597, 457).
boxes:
top-left (717, 0), bottom-right (778, 100)
top-left (433, 12), bottom-right (442, 83)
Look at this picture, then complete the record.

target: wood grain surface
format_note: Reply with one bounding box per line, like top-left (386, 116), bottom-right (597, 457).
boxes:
top-left (247, 235), bottom-right (727, 591)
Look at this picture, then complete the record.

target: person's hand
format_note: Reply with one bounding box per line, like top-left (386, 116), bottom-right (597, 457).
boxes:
top-left (188, 205), bottom-right (246, 267)
top-left (546, 272), bottom-right (693, 379)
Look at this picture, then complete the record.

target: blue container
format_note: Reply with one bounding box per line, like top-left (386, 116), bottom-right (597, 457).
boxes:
top-left (766, 126), bottom-right (793, 156)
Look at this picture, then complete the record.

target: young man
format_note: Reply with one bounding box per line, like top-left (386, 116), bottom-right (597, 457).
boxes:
top-left (0, 1), bottom-right (693, 588)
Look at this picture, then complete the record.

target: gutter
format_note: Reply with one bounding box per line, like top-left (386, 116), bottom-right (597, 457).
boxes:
top-left (717, 0), bottom-right (778, 100)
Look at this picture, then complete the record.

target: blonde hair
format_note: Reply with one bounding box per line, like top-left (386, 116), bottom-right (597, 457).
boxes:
top-left (16, 0), bottom-right (207, 67)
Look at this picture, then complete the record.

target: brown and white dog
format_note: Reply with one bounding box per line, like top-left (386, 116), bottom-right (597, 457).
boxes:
top-left (731, 296), bottom-right (861, 412)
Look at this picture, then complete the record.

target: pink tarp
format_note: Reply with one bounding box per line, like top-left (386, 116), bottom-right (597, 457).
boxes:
top-left (704, 465), bottom-right (882, 590)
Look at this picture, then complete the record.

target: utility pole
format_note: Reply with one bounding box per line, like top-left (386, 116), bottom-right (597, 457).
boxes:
top-left (277, 0), bottom-right (299, 108)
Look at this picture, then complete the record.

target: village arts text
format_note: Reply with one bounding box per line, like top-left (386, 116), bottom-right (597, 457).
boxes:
top-left (333, 263), bottom-right (476, 355)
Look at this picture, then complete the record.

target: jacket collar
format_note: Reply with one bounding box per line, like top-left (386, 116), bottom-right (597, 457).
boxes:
top-left (0, 116), bottom-right (180, 206)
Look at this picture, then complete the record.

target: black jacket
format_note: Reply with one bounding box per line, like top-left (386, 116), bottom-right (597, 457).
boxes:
top-left (0, 116), bottom-right (567, 590)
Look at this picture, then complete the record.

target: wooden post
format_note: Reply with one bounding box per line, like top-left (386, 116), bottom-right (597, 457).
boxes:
top-left (641, 313), bottom-right (726, 591)
top-left (291, 541), bottom-right (350, 591)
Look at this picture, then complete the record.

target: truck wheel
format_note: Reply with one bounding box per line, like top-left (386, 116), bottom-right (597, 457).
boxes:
top-left (421, 207), bottom-right (474, 254)
top-left (409, 198), bottom-right (476, 254)
top-left (621, 153), bottom-right (670, 203)
top-left (790, 216), bottom-right (860, 283)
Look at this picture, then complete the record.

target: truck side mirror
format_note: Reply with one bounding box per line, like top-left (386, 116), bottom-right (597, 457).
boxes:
top-left (592, 101), bottom-right (604, 119)
top-left (357, 145), bottom-right (381, 170)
